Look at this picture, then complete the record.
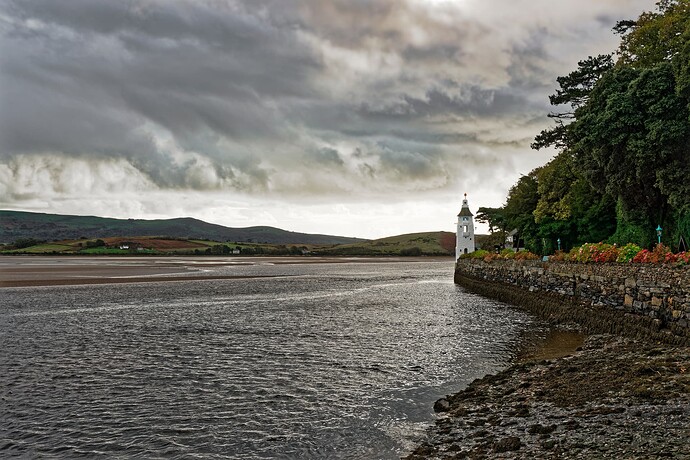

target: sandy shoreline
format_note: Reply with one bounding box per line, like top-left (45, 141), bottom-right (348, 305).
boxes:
top-left (0, 255), bottom-right (452, 287)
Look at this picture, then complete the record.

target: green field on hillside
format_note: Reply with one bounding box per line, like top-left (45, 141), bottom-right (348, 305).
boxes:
top-left (1, 231), bottom-right (456, 257)
top-left (314, 231), bottom-right (455, 256)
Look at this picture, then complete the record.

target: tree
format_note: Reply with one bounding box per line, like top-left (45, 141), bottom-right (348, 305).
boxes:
top-left (503, 172), bottom-right (541, 252)
top-left (475, 207), bottom-right (507, 233)
top-left (571, 62), bottom-right (690, 245)
top-left (617, 0), bottom-right (690, 68)
top-left (532, 55), bottom-right (614, 151)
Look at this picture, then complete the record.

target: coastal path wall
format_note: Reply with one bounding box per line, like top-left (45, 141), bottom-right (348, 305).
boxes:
top-left (454, 259), bottom-right (690, 343)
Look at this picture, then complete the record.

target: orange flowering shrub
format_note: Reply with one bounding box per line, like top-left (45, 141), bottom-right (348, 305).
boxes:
top-left (462, 244), bottom-right (687, 265)
top-left (514, 250), bottom-right (540, 260)
top-left (632, 244), bottom-right (672, 264)
top-left (676, 252), bottom-right (690, 265)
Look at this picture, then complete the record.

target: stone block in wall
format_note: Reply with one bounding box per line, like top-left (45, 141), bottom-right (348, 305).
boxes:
top-left (625, 277), bottom-right (636, 288)
top-left (651, 296), bottom-right (663, 307)
top-left (624, 294), bottom-right (634, 307)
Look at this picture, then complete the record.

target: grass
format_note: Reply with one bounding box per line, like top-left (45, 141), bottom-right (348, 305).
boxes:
top-left (316, 231), bottom-right (455, 256)
top-left (2, 232), bottom-right (457, 257)
top-left (7, 244), bottom-right (73, 253)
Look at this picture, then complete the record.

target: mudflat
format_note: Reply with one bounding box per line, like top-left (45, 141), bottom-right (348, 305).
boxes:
top-left (0, 255), bottom-right (450, 287)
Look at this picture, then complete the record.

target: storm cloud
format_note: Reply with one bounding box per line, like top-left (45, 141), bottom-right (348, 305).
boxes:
top-left (0, 0), bottom-right (654, 237)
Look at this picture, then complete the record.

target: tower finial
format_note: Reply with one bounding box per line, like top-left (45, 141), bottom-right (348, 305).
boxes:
top-left (464, 192), bottom-right (467, 199)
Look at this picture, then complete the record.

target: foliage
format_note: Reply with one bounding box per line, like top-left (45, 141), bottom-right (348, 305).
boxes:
top-left (632, 243), bottom-right (673, 263)
top-left (565, 243), bottom-right (618, 263)
top-left (0, 210), bottom-right (365, 246)
top-left (513, 251), bottom-right (540, 261)
top-left (674, 251), bottom-right (690, 265)
top-left (10, 238), bottom-right (45, 249)
top-left (317, 231), bottom-right (454, 256)
top-left (459, 249), bottom-right (539, 261)
top-left (476, 207), bottom-right (507, 233)
top-left (495, 2), bottom-right (690, 252)
top-left (617, 243), bottom-right (643, 263)
top-left (461, 239), bottom-right (687, 265)
top-left (400, 246), bottom-right (422, 256)
top-left (459, 249), bottom-right (490, 259)
top-left (554, 242), bottom-right (688, 265)
top-left (531, 54), bottom-right (614, 151)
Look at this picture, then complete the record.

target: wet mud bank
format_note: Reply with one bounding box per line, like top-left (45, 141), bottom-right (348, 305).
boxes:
top-left (404, 268), bottom-right (690, 459)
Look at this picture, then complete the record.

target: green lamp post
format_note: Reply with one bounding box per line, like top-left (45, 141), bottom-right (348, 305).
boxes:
top-left (557, 238), bottom-right (561, 251)
top-left (656, 225), bottom-right (662, 244)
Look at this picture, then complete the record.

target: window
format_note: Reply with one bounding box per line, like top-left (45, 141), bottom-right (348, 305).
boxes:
top-left (463, 225), bottom-right (468, 233)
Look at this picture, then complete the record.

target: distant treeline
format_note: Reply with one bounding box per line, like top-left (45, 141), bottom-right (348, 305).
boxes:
top-left (478, 1), bottom-right (690, 254)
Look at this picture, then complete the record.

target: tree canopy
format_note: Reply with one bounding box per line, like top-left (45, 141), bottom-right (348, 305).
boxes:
top-left (491, 0), bottom-right (690, 253)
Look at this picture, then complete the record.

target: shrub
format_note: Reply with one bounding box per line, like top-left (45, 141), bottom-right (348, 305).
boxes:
top-left (566, 242), bottom-right (619, 263)
top-left (616, 243), bottom-right (642, 263)
top-left (11, 238), bottom-right (45, 249)
top-left (550, 250), bottom-right (567, 262)
top-left (400, 246), bottom-right (422, 256)
top-left (591, 243), bottom-right (619, 263)
top-left (514, 250), bottom-right (539, 260)
top-left (632, 244), bottom-right (672, 264)
top-left (676, 252), bottom-right (690, 266)
top-left (471, 249), bottom-right (490, 259)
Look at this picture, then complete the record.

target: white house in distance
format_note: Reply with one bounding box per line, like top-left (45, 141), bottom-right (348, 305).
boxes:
top-left (456, 193), bottom-right (475, 259)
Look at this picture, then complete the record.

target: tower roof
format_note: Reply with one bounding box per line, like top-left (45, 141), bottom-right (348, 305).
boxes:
top-left (458, 207), bottom-right (473, 217)
top-left (457, 193), bottom-right (473, 217)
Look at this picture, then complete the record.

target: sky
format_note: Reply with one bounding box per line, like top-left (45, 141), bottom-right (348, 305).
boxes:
top-left (0, 0), bottom-right (655, 239)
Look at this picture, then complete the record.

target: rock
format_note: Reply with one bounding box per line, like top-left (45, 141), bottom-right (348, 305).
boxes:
top-left (542, 439), bottom-right (557, 450)
top-left (527, 424), bottom-right (556, 434)
top-left (434, 398), bottom-right (450, 413)
top-left (493, 436), bottom-right (522, 452)
top-left (405, 332), bottom-right (690, 460)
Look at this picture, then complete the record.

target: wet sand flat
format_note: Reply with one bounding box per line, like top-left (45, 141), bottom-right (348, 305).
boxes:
top-left (0, 255), bottom-right (451, 287)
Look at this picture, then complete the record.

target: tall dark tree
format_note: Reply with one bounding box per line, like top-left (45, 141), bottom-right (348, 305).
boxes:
top-left (531, 55), bottom-right (614, 151)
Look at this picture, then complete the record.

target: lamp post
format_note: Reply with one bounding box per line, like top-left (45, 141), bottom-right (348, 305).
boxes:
top-left (557, 238), bottom-right (561, 251)
top-left (656, 225), bottom-right (662, 245)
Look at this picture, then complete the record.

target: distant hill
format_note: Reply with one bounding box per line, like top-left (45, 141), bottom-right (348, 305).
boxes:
top-left (0, 210), bottom-right (365, 245)
top-left (315, 231), bottom-right (456, 256)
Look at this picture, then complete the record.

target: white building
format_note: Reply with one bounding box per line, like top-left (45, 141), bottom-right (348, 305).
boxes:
top-left (456, 193), bottom-right (475, 259)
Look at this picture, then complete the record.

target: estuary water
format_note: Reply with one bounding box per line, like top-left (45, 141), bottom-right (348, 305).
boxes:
top-left (0, 259), bottom-right (539, 459)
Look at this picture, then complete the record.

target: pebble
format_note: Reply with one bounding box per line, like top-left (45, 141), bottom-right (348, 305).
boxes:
top-left (405, 335), bottom-right (690, 459)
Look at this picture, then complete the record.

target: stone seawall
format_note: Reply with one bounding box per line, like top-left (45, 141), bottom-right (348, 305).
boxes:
top-left (455, 259), bottom-right (690, 342)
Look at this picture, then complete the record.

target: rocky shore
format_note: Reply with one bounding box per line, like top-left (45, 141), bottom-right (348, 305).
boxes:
top-left (404, 264), bottom-right (690, 459)
top-left (405, 333), bottom-right (690, 459)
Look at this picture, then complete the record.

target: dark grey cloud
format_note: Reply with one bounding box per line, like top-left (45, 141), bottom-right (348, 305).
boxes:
top-left (0, 0), bottom-right (656, 210)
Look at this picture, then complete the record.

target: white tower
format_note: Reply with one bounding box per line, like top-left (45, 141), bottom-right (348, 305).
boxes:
top-left (456, 193), bottom-right (475, 259)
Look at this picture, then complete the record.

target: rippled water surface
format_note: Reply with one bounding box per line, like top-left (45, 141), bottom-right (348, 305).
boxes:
top-left (1, 259), bottom-right (538, 458)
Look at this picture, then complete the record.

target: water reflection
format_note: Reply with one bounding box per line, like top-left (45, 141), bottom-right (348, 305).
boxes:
top-left (1, 260), bottom-right (538, 458)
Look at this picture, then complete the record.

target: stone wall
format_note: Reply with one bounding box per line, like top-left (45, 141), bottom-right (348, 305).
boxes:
top-left (455, 259), bottom-right (690, 340)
